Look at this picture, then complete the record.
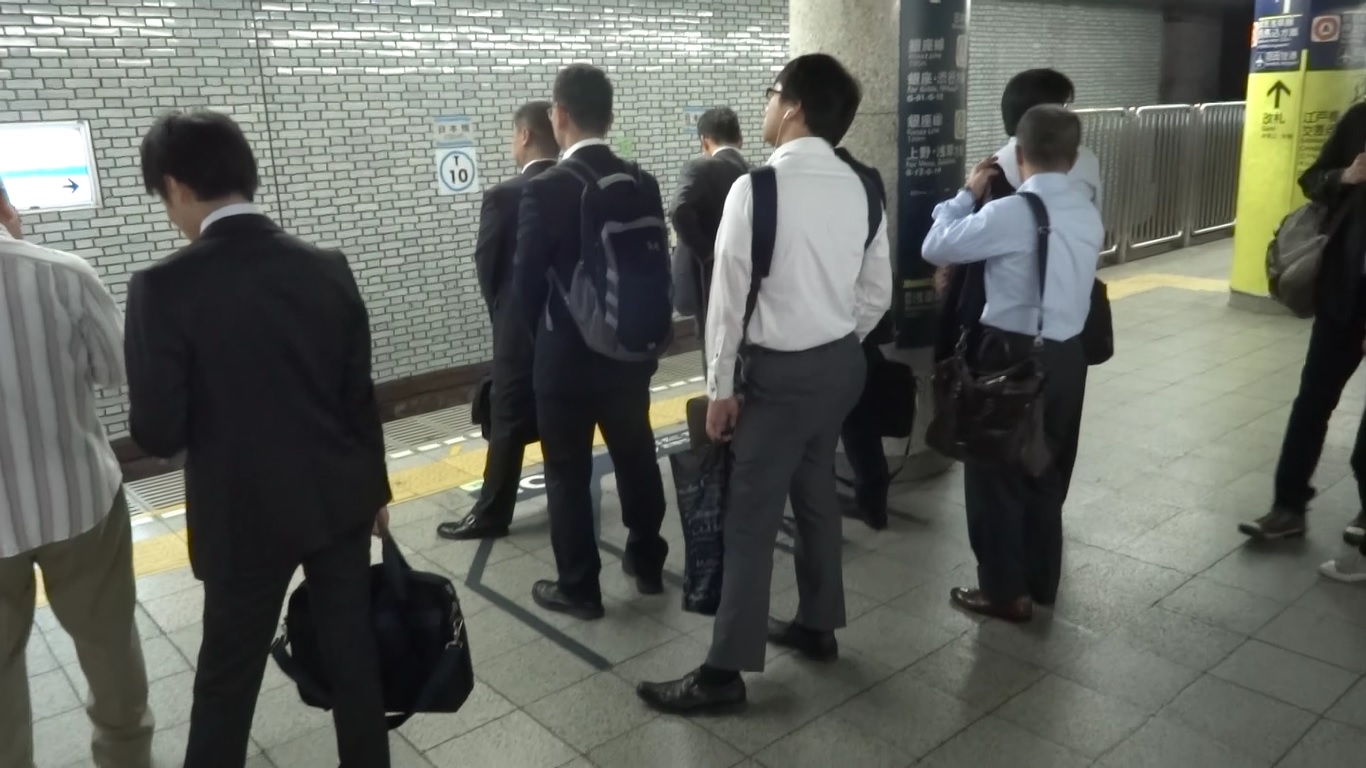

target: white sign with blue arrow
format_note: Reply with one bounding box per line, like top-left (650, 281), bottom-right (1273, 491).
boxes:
top-left (0, 121), bottom-right (99, 211)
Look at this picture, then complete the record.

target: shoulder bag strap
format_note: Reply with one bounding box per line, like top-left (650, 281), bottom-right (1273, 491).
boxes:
top-left (1017, 192), bottom-right (1050, 344)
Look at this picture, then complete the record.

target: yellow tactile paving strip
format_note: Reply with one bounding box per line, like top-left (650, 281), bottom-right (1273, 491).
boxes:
top-left (30, 271), bottom-right (1229, 606)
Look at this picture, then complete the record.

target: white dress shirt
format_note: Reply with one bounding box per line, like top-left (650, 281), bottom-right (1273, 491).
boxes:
top-left (704, 137), bottom-right (893, 400)
top-left (200, 202), bottom-right (261, 234)
top-left (922, 173), bottom-right (1103, 342)
top-left (0, 230), bottom-right (125, 556)
top-left (996, 137), bottom-right (1104, 211)
top-left (561, 138), bottom-right (610, 160)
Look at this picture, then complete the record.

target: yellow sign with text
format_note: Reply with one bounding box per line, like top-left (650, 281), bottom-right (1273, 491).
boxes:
top-left (1230, 3), bottom-right (1366, 297)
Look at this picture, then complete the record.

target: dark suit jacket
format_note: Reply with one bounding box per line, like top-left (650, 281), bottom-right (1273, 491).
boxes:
top-left (934, 170), bottom-right (1017, 363)
top-left (1300, 101), bottom-right (1366, 325)
top-left (669, 147), bottom-right (749, 319)
top-left (124, 214), bottom-right (391, 582)
top-left (514, 144), bottom-right (663, 396)
top-left (476, 159), bottom-right (554, 441)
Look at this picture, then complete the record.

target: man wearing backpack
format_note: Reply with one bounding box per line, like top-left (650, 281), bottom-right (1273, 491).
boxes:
top-left (514, 64), bottom-right (672, 619)
top-left (1240, 101), bottom-right (1366, 582)
top-left (637, 54), bottom-right (892, 714)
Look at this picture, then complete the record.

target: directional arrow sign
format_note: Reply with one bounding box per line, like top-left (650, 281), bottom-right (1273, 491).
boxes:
top-left (1268, 80), bottom-right (1292, 110)
top-left (63, 178), bottom-right (79, 193)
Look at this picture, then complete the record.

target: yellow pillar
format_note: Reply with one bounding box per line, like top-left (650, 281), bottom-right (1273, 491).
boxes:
top-left (1230, 0), bottom-right (1364, 298)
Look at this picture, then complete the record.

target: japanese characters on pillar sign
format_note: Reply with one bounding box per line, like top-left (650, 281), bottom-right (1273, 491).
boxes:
top-left (895, 0), bottom-right (968, 348)
top-left (1230, 0), bottom-right (1365, 297)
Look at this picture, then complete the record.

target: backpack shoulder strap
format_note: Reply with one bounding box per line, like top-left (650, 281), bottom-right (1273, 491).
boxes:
top-left (560, 157), bottom-right (597, 190)
top-left (857, 171), bottom-right (882, 251)
top-left (746, 166), bottom-right (778, 335)
top-left (1017, 191), bottom-right (1051, 342)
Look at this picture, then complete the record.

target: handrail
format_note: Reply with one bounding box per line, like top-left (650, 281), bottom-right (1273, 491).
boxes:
top-left (1075, 101), bottom-right (1245, 263)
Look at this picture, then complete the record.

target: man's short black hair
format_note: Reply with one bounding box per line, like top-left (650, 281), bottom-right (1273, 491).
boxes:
top-left (697, 107), bottom-right (742, 145)
top-left (1001, 69), bottom-right (1076, 137)
top-left (1016, 105), bottom-right (1082, 172)
top-left (773, 54), bottom-right (862, 145)
top-left (140, 110), bottom-right (259, 201)
top-left (515, 99), bottom-right (558, 155)
top-left (552, 64), bottom-right (613, 136)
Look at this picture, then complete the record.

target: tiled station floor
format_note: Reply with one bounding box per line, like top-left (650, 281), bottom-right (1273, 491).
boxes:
top-left (24, 241), bottom-right (1366, 767)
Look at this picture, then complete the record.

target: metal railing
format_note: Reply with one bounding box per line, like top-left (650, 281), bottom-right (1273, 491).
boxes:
top-left (1077, 101), bottom-right (1245, 263)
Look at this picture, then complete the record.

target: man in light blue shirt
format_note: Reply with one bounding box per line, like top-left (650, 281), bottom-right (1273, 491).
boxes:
top-left (922, 104), bottom-right (1103, 623)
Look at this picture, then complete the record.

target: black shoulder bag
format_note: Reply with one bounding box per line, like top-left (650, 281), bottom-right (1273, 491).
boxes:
top-left (271, 536), bottom-right (475, 729)
top-left (925, 192), bottom-right (1052, 478)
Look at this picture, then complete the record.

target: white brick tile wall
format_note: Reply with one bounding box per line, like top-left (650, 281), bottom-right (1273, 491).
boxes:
top-left (967, 0), bottom-right (1164, 160)
top-left (1, 0), bottom-right (1159, 439)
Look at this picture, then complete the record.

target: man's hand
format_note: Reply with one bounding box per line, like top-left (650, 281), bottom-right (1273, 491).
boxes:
top-left (966, 156), bottom-right (999, 201)
top-left (372, 506), bottom-right (390, 538)
top-left (934, 265), bottom-right (953, 297)
top-left (1344, 153), bottom-right (1366, 185)
top-left (706, 398), bottom-right (740, 442)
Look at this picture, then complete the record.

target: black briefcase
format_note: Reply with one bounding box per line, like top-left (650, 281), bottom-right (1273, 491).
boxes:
top-left (271, 537), bottom-right (475, 729)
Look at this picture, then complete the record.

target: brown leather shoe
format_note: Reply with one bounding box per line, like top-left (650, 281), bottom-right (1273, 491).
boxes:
top-left (950, 587), bottom-right (1034, 623)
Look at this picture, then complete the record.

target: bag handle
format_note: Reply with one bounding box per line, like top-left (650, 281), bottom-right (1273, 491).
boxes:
top-left (1017, 191), bottom-right (1051, 345)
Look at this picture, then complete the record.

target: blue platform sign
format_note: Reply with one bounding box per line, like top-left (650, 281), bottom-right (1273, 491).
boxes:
top-left (1251, 0), bottom-right (1310, 73)
top-left (895, 0), bottom-right (969, 348)
top-left (0, 121), bottom-right (99, 211)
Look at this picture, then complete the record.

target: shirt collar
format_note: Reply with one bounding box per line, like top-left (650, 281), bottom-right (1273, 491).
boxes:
top-left (1017, 172), bottom-right (1073, 193)
top-left (522, 158), bottom-right (555, 173)
top-left (200, 202), bottom-right (261, 234)
top-left (711, 145), bottom-right (742, 158)
top-left (767, 136), bottom-right (833, 164)
top-left (561, 138), bottom-right (610, 160)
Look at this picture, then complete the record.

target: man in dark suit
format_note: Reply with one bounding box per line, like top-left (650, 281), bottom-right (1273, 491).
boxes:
top-left (438, 101), bottom-right (559, 541)
top-left (833, 147), bottom-right (895, 531)
top-left (124, 111), bottom-right (390, 768)
top-left (514, 64), bottom-right (670, 620)
top-left (670, 106), bottom-right (749, 346)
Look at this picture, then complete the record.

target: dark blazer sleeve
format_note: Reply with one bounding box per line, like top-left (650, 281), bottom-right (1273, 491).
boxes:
top-left (515, 178), bottom-right (552, 335)
top-left (669, 159), bottom-right (711, 256)
top-left (124, 269), bottom-right (190, 458)
top-left (333, 253), bottom-right (392, 502)
top-left (473, 187), bottom-right (504, 309)
top-left (1300, 103), bottom-right (1366, 204)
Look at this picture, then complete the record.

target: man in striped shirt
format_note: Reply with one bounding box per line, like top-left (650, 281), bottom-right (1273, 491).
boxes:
top-left (0, 180), bottom-right (154, 767)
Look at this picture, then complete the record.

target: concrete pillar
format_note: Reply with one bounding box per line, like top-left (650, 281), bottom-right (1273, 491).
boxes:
top-left (791, 0), bottom-right (955, 482)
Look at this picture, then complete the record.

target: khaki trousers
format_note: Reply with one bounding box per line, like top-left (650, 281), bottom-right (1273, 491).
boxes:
top-left (0, 489), bottom-right (154, 767)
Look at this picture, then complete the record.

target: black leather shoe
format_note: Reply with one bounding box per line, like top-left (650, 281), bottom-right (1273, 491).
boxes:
top-left (531, 580), bottom-right (604, 621)
top-left (436, 513), bottom-right (509, 541)
top-left (621, 558), bottom-right (664, 596)
top-left (1239, 507), bottom-right (1307, 541)
top-left (767, 618), bottom-right (838, 662)
top-left (637, 670), bottom-right (747, 715)
top-left (838, 495), bottom-right (888, 532)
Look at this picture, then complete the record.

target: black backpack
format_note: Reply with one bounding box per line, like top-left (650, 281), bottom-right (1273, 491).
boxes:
top-left (550, 158), bottom-right (674, 361)
top-left (271, 536), bottom-right (474, 729)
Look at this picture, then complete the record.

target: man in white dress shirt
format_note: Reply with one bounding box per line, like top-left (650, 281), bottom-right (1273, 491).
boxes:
top-left (637, 53), bottom-right (893, 714)
top-left (0, 179), bottom-right (154, 767)
top-left (923, 105), bottom-right (1103, 623)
